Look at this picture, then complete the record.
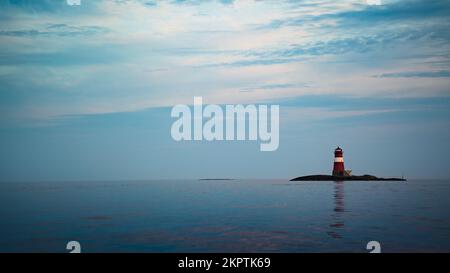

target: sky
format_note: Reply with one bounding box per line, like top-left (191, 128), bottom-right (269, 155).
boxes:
top-left (0, 0), bottom-right (449, 181)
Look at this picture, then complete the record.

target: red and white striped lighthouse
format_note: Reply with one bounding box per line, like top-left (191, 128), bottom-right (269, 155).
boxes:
top-left (332, 146), bottom-right (345, 176)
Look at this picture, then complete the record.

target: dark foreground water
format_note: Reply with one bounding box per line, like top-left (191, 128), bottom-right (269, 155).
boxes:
top-left (1, 179), bottom-right (450, 253)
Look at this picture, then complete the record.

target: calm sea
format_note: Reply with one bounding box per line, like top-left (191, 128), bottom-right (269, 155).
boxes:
top-left (1, 179), bottom-right (450, 252)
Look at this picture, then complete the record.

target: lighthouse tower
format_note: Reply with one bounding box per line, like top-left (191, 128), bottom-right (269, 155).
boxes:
top-left (332, 146), bottom-right (345, 176)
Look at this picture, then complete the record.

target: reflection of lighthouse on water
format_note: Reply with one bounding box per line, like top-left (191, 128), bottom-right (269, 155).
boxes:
top-left (327, 181), bottom-right (345, 239)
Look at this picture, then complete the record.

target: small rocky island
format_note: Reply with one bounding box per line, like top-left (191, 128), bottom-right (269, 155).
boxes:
top-left (291, 147), bottom-right (406, 182)
top-left (290, 174), bottom-right (406, 181)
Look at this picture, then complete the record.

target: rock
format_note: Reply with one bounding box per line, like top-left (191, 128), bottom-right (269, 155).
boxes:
top-left (290, 174), bottom-right (406, 181)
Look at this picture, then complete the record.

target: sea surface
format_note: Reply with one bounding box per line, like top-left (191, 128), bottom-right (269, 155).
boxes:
top-left (1, 179), bottom-right (450, 253)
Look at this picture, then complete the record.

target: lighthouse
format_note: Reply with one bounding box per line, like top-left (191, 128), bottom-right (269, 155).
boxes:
top-left (332, 147), bottom-right (345, 176)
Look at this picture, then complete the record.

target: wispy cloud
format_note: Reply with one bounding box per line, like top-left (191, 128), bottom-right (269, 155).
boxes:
top-left (0, 23), bottom-right (109, 37)
top-left (240, 83), bottom-right (310, 92)
top-left (374, 70), bottom-right (450, 78)
top-left (260, 0), bottom-right (450, 29)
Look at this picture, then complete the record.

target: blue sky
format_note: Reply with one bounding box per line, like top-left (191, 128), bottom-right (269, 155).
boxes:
top-left (0, 0), bottom-right (449, 181)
